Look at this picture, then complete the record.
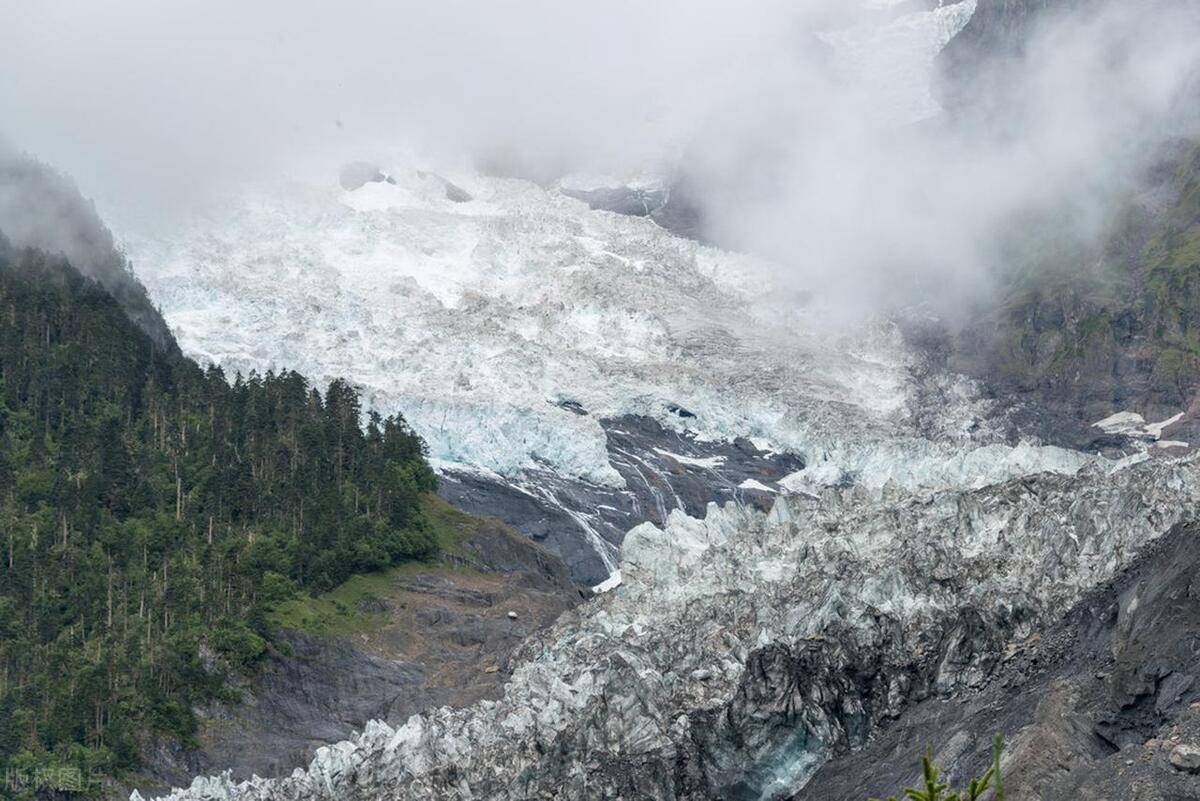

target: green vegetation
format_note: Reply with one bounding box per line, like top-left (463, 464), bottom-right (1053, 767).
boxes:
top-left (1143, 144), bottom-right (1200, 356)
top-left (267, 568), bottom-right (399, 636)
top-left (0, 240), bottom-right (439, 791)
top-left (0, 152), bottom-right (178, 353)
top-left (869, 735), bottom-right (1004, 801)
top-left (417, 492), bottom-right (480, 557)
top-left (979, 141), bottom-right (1200, 401)
top-left (267, 495), bottom-right (484, 636)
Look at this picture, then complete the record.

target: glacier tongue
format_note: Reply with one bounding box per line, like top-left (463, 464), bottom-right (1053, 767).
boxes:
top-left (108, 4), bottom-right (1193, 797)
top-left (137, 452), bottom-right (1200, 801)
top-left (108, 0), bottom-right (1061, 582)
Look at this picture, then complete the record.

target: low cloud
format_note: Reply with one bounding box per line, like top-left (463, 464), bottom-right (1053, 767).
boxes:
top-left (1, 0), bottom-right (1197, 316)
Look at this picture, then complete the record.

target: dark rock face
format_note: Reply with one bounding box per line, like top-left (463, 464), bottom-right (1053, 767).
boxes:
top-left (439, 180), bottom-right (472, 203)
top-left (438, 413), bottom-right (803, 585)
top-left (936, 0), bottom-right (1098, 112)
top-left (648, 180), bottom-right (708, 241)
top-left (131, 510), bottom-right (578, 799)
top-left (796, 523), bottom-right (1200, 800)
top-left (561, 185), bottom-right (669, 217)
top-left (415, 170), bottom-right (472, 202)
top-left (898, 137), bottom-right (1200, 453)
top-left (0, 150), bottom-right (177, 351)
top-left (928, 0), bottom-right (1200, 442)
top-left (922, 0), bottom-right (1200, 446)
top-left (560, 179), bottom-right (707, 241)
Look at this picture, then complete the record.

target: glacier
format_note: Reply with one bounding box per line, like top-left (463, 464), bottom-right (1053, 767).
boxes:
top-left (136, 451), bottom-right (1200, 800)
top-left (117, 162), bottom-right (1092, 580)
top-left (109, 0), bottom-right (1037, 584)
top-left (113, 1), bottom-right (1200, 798)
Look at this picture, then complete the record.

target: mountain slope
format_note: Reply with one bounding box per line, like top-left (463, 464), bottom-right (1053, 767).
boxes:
top-left (142, 450), bottom-right (1200, 801)
top-left (118, 167), bottom-right (1091, 586)
top-left (0, 150), bottom-right (176, 351)
top-left (915, 0), bottom-right (1200, 447)
top-left (119, 3), bottom-right (1200, 797)
top-left (939, 140), bottom-right (1200, 435)
top-left (798, 520), bottom-right (1200, 800)
top-left (0, 237), bottom-right (443, 793)
top-left (131, 496), bottom-right (578, 799)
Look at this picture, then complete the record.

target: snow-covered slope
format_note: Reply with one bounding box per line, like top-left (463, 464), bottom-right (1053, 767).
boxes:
top-left (119, 165), bottom-right (1088, 583)
top-left (112, 0), bottom-right (1018, 585)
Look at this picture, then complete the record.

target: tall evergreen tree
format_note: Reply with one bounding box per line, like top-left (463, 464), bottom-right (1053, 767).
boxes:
top-left (0, 240), bottom-right (438, 790)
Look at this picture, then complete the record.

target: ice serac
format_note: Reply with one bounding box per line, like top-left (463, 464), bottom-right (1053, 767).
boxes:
top-left (111, 0), bottom-right (1001, 586)
top-left (119, 163), bottom-right (1091, 584)
top-left (138, 451), bottom-right (1200, 801)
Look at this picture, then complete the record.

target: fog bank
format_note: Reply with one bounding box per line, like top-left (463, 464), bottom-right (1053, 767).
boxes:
top-left (2, 0), bottom-right (1198, 315)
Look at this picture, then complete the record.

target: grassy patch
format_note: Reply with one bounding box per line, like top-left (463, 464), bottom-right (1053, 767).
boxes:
top-left (267, 569), bottom-right (398, 636)
top-left (267, 494), bottom-right (481, 636)
top-left (417, 493), bottom-right (477, 557)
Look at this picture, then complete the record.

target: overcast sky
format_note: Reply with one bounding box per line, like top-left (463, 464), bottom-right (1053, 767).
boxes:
top-left (0, 0), bottom-right (810, 204)
top-left (2, 0), bottom-right (1198, 316)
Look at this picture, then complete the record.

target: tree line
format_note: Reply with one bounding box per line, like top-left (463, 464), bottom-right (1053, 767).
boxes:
top-left (0, 240), bottom-right (438, 790)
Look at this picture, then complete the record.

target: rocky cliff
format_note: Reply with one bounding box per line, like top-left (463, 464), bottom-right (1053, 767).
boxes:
top-left (922, 0), bottom-right (1200, 448)
top-left (936, 0), bottom-right (1096, 112)
top-left (799, 520), bottom-right (1200, 799)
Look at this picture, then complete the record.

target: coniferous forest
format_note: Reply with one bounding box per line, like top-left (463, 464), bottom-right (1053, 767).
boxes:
top-left (0, 236), bottom-right (438, 787)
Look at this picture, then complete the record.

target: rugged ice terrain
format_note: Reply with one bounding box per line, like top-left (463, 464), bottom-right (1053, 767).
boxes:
top-left (118, 154), bottom-right (1174, 800)
top-left (118, 161), bottom-right (1087, 583)
top-left (115, 1), bottom-right (1200, 799)
top-left (115, 0), bottom-right (1001, 586)
top-left (138, 451), bottom-right (1200, 801)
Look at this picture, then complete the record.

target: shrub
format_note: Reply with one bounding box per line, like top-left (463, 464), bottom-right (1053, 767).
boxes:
top-left (869, 734), bottom-right (1003, 801)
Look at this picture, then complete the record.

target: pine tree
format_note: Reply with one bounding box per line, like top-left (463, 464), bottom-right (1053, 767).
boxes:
top-left (0, 242), bottom-right (441, 785)
top-left (868, 735), bottom-right (1004, 801)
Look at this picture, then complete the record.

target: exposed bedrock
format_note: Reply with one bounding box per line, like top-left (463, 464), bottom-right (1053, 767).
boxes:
top-left (438, 413), bottom-right (803, 586)
top-left (337, 162), bottom-right (391, 191)
top-left (936, 0), bottom-right (1101, 113)
top-left (902, 137), bottom-right (1200, 456)
top-left (560, 185), bottom-right (669, 218)
top-left (130, 507), bottom-right (578, 800)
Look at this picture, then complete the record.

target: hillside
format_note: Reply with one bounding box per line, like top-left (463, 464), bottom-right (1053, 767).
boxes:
top-left (919, 0), bottom-right (1200, 446)
top-left (132, 495), bottom-right (578, 799)
top-left (0, 236), bottom-right (441, 794)
top-left (0, 150), bottom-right (176, 351)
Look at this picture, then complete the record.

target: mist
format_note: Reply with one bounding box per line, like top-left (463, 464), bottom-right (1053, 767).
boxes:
top-left (0, 0), bottom-right (799, 205)
top-left (683, 0), bottom-right (1200, 316)
top-left (2, 0), bottom-right (1199, 316)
